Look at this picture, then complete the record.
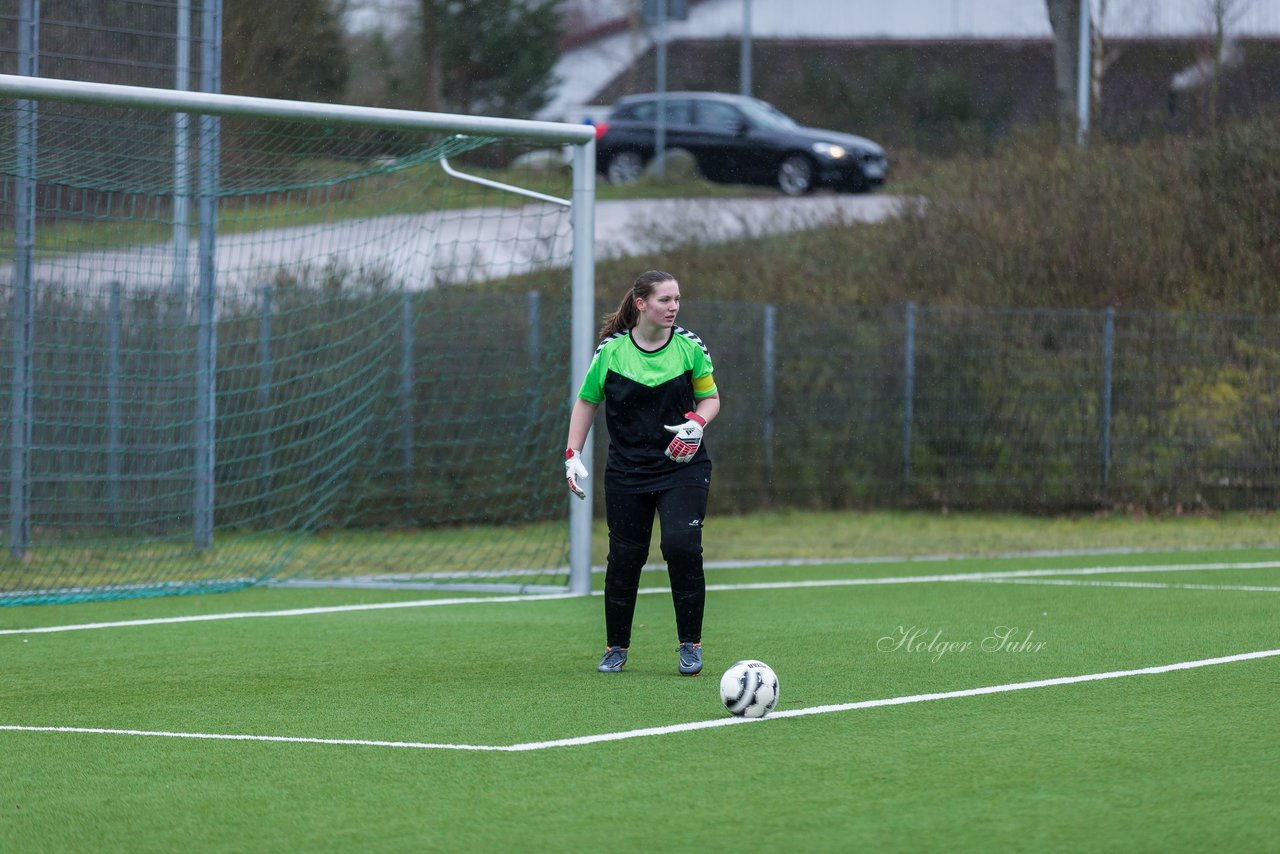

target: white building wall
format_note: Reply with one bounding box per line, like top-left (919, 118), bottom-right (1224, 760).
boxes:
top-left (666, 0), bottom-right (1280, 40)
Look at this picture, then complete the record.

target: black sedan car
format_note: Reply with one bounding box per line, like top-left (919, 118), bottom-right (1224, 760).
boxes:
top-left (595, 91), bottom-right (887, 195)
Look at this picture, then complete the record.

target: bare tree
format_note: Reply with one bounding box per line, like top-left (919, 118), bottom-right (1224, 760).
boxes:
top-left (1089, 0), bottom-right (1158, 132)
top-left (1169, 0), bottom-right (1250, 125)
top-left (1045, 0), bottom-right (1083, 144)
top-left (1090, 0), bottom-right (1116, 124)
top-left (1203, 0), bottom-right (1250, 125)
top-left (1048, 0), bottom-right (1158, 143)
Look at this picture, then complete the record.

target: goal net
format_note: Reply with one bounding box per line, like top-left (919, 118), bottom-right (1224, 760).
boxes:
top-left (0, 75), bottom-right (596, 605)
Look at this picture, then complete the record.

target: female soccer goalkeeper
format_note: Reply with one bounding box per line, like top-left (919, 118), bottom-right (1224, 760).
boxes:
top-left (563, 270), bottom-right (720, 676)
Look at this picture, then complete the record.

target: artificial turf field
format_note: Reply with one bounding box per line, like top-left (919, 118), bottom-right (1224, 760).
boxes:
top-left (3, 547), bottom-right (1279, 851)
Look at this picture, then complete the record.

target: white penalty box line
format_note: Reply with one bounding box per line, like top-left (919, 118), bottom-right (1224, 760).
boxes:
top-left (4, 648), bottom-right (1278, 753)
top-left (4, 560), bottom-right (1280, 637)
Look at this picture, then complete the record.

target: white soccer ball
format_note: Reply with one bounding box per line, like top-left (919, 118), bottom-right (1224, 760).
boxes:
top-left (719, 659), bottom-right (780, 718)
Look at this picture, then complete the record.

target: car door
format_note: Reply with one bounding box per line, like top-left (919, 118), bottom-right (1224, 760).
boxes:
top-left (657, 97), bottom-right (695, 158)
top-left (688, 99), bottom-right (760, 185)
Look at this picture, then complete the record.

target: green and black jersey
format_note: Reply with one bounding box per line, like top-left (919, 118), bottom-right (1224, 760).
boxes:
top-left (578, 325), bottom-right (717, 493)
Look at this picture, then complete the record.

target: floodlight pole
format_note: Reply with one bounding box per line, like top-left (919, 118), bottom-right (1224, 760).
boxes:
top-left (654, 0), bottom-right (668, 180)
top-left (740, 0), bottom-right (753, 97)
top-left (173, 0), bottom-right (191, 304)
top-left (193, 0), bottom-right (222, 550)
top-left (1076, 0), bottom-right (1092, 146)
top-left (9, 0), bottom-right (39, 558)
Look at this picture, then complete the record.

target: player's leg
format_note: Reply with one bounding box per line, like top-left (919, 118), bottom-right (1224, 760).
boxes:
top-left (601, 489), bottom-right (658, 659)
top-left (656, 484), bottom-right (709, 674)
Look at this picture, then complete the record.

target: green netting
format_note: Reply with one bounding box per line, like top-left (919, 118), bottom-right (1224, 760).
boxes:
top-left (1, 96), bottom-right (578, 605)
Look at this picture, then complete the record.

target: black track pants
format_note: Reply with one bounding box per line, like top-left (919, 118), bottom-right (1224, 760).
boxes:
top-left (603, 486), bottom-right (709, 648)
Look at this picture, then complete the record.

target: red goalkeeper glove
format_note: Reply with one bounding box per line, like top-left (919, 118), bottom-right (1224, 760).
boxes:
top-left (565, 448), bottom-right (588, 499)
top-left (663, 411), bottom-right (706, 463)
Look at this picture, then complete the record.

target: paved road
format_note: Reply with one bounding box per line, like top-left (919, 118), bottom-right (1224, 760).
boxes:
top-left (11, 194), bottom-right (907, 295)
top-left (595, 193), bottom-right (905, 257)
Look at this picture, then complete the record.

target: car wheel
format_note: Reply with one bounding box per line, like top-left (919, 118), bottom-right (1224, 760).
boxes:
top-left (777, 154), bottom-right (814, 196)
top-left (606, 151), bottom-right (645, 185)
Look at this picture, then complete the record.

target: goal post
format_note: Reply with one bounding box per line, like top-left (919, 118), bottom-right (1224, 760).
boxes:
top-left (0, 73), bottom-right (596, 604)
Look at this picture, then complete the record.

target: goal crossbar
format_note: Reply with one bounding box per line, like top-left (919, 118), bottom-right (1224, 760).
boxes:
top-left (0, 74), bottom-right (596, 144)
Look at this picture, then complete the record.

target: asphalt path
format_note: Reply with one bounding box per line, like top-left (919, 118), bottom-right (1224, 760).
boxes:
top-left (595, 193), bottom-right (905, 257)
top-left (11, 194), bottom-right (907, 294)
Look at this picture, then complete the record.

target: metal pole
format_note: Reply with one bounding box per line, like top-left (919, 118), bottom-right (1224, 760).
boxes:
top-left (1100, 307), bottom-right (1114, 494)
top-left (761, 303), bottom-right (776, 502)
top-left (173, 0), bottom-right (191, 304)
top-left (400, 291), bottom-right (415, 501)
top-left (193, 0), bottom-right (222, 550)
top-left (568, 139), bottom-right (597, 597)
top-left (0, 75), bottom-right (595, 146)
top-left (740, 0), bottom-right (753, 97)
top-left (654, 0), bottom-right (668, 180)
top-left (1076, 0), bottom-right (1092, 146)
top-left (527, 290), bottom-right (542, 430)
top-left (9, 0), bottom-right (38, 558)
top-left (903, 302), bottom-right (917, 489)
top-left (257, 284), bottom-right (273, 498)
top-left (108, 282), bottom-right (123, 528)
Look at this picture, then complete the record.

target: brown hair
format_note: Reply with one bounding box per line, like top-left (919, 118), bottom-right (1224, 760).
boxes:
top-left (597, 270), bottom-right (676, 340)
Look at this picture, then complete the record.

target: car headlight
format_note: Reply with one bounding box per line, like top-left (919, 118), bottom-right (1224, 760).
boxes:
top-left (811, 142), bottom-right (847, 160)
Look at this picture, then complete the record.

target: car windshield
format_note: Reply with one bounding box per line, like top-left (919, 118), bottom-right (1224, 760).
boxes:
top-left (736, 99), bottom-right (800, 131)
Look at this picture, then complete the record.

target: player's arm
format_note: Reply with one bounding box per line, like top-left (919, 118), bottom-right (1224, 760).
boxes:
top-left (566, 398), bottom-right (597, 452)
top-left (565, 398), bottom-right (598, 499)
top-left (691, 390), bottom-right (719, 427)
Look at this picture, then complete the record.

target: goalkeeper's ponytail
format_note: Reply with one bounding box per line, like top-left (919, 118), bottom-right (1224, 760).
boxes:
top-left (598, 270), bottom-right (676, 341)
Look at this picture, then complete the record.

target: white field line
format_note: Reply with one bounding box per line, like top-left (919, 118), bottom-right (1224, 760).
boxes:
top-left (4, 648), bottom-right (1278, 753)
top-left (978, 578), bottom-right (1280, 593)
top-left (0, 592), bottom-right (580, 636)
top-left (325, 543), bottom-right (1280, 582)
top-left (699, 560), bottom-right (1280, 593)
top-left (4, 560), bottom-right (1280, 636)
top-left (0, 725), bottom-right (504, 752)
top-left (684, 543), bottom-right (1280, 572)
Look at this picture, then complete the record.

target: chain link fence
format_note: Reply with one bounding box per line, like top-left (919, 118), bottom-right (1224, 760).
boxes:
top-left (3, 287), bottom-right (1277, 545)
top-left (671, 301), bottom-right (1280, 513)
top-left (0, 0), bottom-right (217, 88)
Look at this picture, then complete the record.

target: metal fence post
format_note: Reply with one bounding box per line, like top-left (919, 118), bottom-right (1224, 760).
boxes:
top-left (1101, 307), bottom-right (1115, 495)
top-left (527, 290), bottom-right (541, 429)
top-left (762, 303), bottom-right (776, 501)
top-left (193, 0), bottom-right (221, 551)
top-left (108, 282), bottom-right (123, 528)
top-left (172, 0), bottom-right (192, 305)
top-left (400, 291), bottom-right (415, 501)
top-left (257, 284), bottom-right (274, 498)
top-left (902, 302), bottom-right (917, 489)
top-left (9, 0), bottom-right (39, 558)
top-left (193, 246), bottom-right (215, 549)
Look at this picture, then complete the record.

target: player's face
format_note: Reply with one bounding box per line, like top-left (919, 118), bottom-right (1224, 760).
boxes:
top-left (640, 280), bottom-right (681, 327)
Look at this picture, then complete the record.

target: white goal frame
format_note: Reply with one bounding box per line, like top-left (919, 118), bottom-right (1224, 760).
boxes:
top-left (0, 73), bottom-right (598, 597)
